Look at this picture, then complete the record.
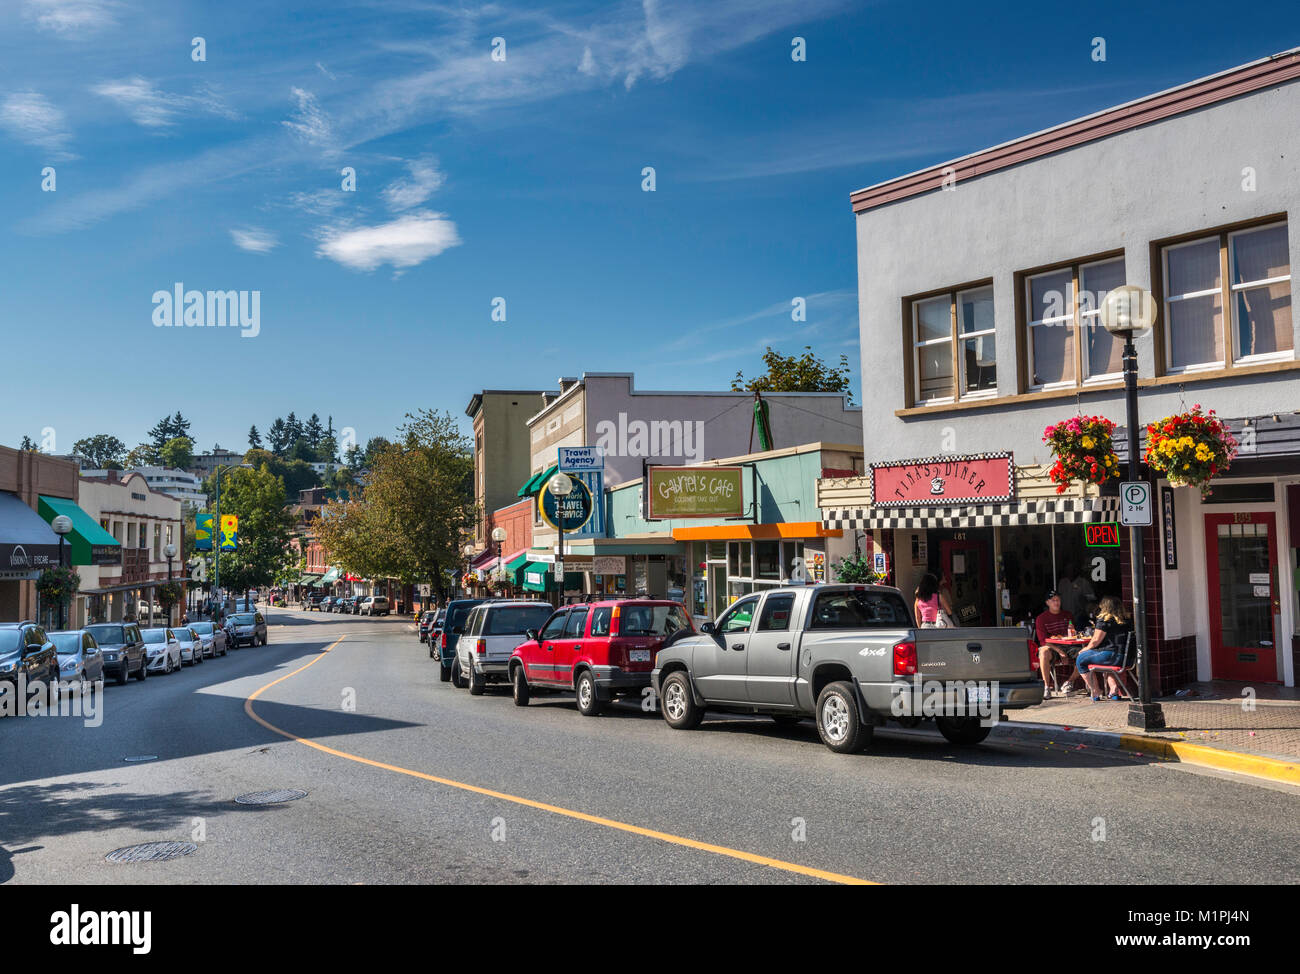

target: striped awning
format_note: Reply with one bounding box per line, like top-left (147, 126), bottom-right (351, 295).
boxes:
top-left (823, 495), bottom-right (1121, 530)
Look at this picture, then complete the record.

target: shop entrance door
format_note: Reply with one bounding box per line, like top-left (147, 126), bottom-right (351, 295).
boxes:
top-left (941, 538), bottom-right (992, 626)
top-left (1204, 512), bottom-right (1280, 683)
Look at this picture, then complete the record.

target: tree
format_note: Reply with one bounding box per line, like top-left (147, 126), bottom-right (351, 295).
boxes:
top-left (248, 425), bottom-right (263, 450)
top-left (205, 463), bottom-right (295, 597)
top-left (125, 443), bottom-right (161, 468)
top-left (287, 436), bottom-right (316, 463)
top-left (238, 449), bottom-right (320, 498)
top-left (305, 413), bottom-right (324, 447)
top-left (72, 434), bottom-right (128, 470)
top-left (315, 410), bottom-right (474, 602)
top-left (362, 436), bottom-right (391, 468)
top-left (731, 346), bottom-right (855, 405)
top-left (147, 412), bottom-right (192, 451)
top-left (160, 436), bottom-right (195, 471)
top-left (19, 435), bottom-right (38, 452)
top-left (317, 432), bottom-right (339, 465)
top-left (267, 418), bottom-right (289, 455)
top-left (285, 412), bottom-right (303, 444)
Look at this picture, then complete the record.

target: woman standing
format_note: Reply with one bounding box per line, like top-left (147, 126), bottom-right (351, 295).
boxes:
top-left (1075, 595), bottom-right (1132, 700)
top-left (913, 573), bottom-right (953, 628)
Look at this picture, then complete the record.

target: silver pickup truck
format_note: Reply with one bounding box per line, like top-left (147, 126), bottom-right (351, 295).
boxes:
top-left (651, 583), bottom-right (1042, 753)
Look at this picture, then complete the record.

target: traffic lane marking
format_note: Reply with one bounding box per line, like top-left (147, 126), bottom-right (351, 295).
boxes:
top-left (244, 635), bottom-right (876, 886)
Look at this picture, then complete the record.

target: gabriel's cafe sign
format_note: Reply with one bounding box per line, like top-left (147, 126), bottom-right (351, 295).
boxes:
top-left (646, 466), bottom-right (745, 519)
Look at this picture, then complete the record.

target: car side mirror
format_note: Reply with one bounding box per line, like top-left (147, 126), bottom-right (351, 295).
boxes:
top-left (525, 629), bottom-right (538, 642)
top-left (699, 622), bottom-right (716, 635)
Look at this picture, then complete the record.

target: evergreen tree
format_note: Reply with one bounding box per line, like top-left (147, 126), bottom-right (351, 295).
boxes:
top-left (305, 413), bottom-right (324, 447)
top-left (248, 425), bottom-right (263, 450)
top-left (267, 418), bottom-right (290, 455)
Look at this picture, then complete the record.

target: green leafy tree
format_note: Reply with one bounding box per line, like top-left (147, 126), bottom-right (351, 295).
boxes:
top-left (160, 436), bottom-right (195, 471)
top-left (237, 449), bottom-right (320, 498)
top-left (207, 463), bottom-right (295, 598)
top-left (287, 436), bottom-right (316, 463)
top-left (125, 442), bottom-right (161, 467)
top-left (732, 346), bottom-right (855, 405)
top-left (73, 434), bottom-right (127, 469)
top-left (147, 412), bottom-right (192, 451)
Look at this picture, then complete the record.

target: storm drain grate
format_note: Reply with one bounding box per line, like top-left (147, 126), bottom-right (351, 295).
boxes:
top-left (235, 788), bottom-right (307, 805)
top-left (106, 841), bottom-right (197, 863)
top-left (123, 755), bottom-right (158, 762)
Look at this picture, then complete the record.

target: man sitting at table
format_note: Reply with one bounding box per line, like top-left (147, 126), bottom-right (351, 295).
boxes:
top-left (1035, 590), bottom-right (1079, 696)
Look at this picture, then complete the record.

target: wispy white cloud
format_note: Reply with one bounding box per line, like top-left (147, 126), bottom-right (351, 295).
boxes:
top-left (230, 226), bottom-right (279, 254)
top-left (92, 77), bottom-right (240, 128)
top-left (315, 211), bottom-right (461, 272)
top-left (285, 188), bottom-right (348, 218)
top-left (382, 157), bottom-right (445, 211)
top-left (0, 90), bottom-right (74, 158)
top-left (23, 0), bottom-right (119, 34)
top-left (282, 87), bottom-right (333, 145)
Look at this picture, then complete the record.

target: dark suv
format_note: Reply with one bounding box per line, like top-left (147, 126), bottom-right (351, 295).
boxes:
top-left (435, 599), bottom-right (484, 682)
top-left (0, 623), bottom-right (60, 700)
top-left (84, 622), bottom-right (148, 684)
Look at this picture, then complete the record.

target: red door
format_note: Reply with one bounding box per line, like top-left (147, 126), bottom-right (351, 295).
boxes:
top-left (1204, 512), bottom-right (1281, 683)
top-left (941, 539), bottom-right (992, 626)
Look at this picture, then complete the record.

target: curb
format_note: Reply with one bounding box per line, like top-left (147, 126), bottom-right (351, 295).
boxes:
top-left (990, 720), bottom-right (1300, 787)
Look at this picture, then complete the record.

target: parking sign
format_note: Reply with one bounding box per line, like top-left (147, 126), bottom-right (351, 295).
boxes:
top-left (1120, 481), bottom-right (1152, 527)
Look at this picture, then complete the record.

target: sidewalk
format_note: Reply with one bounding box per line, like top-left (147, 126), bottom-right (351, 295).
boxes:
top-left (996, 681), bottom-right (1300, 786)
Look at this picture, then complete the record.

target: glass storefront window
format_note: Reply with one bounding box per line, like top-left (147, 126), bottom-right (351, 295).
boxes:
top-left (707, 541), bottom-right (727, 561)
top-left (783, 540), bottom-right (804, 579)
top-left (728, 580), bottom-right (753, 601)
top-left (739, 542), bottom-right (752, 578)
top-left (755, 540), bottom-right (780, 579)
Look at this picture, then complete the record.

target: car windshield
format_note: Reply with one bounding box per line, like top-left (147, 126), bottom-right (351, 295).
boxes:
top-left (810, 590), bottom-right (911, 628)
top-left (485, 606), bottom-right (553, 635)
top-left (51, 633), bottom-right (82, 653)
top-left (0, 631), bottom-right (22, 653)
top-left (86, 625), bottom-right (125, 645)
top-left (231, 614), bottom-right (256, 624)
top-left (618, 604), bottom-right (692, 637)
top-left (191, 623), bottom-right (213, 634)
top-left (142, 629), bottom-right (166, 644)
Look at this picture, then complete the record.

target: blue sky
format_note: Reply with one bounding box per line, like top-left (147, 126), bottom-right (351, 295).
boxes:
top-left (1, 0), bottom-right (1296, 456)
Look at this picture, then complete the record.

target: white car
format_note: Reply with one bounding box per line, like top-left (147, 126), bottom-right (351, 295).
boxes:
top-left (454, 600), bottom-right (555, 695)
top-left (360, 596), bottom-right (390, 616)
top-left (141, 627), bottom-right (183, 674)
top-left (174, 627), bottom-right (205, 667)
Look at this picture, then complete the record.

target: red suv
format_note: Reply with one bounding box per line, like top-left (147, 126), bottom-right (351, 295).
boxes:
top-left (509, 599), bottom-right (694, 716)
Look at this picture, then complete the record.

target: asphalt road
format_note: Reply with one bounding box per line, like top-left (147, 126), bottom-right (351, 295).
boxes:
top-left (3, 607), bottom-right (1298, 885)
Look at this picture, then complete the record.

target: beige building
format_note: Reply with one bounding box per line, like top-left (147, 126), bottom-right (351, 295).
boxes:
top-left (465, 389), bottom-right (546, 548)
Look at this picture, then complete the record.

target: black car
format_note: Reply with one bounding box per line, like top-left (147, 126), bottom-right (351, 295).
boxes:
top-left (434, 599), bottom-right (484, 681)
top-left (0, 623), bottom-right (61, 701)
top-left (83, 622), bottom-right (149, 684)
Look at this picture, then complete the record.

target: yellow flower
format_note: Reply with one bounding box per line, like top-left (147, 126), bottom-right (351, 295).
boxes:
top-left (1081, 436), bottom-right (1095, 449)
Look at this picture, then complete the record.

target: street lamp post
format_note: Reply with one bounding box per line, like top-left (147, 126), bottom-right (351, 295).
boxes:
top-left (51, 514), bottom-right (73, 630)
top-left (1100, 285), bottom-right (1164, 731)
top-left (462, 543), bottom-right (476, 598)
top-left (547, 472), bottom-right (573, 606)
top-left (164, 542), bottom-right (177, 625)
top-left (491, 526), bottom-right (507, 592)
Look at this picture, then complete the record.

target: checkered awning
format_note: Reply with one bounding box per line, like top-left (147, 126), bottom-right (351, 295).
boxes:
top-left (823, 495), bottom-right (1121, 530)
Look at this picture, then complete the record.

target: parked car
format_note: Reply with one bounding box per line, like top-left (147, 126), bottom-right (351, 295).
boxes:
top-left (306, 593), bottom-right (325, 610)
top-left (453, 600), bottom-right (555, 694)
top-left (174, 627), bottom-right (205, 666)
top-left (360, 596), bottom-right (390, 616)
top-left (418, 611), bottom-right (437, 643)
top-left (434, 599), bottom-right (485, 680)
top-left (334, 596), bottom-right (355, 614)
top-left (141, 627), bottom-right (183, 674)
top-left (49, 630), bottom-right (106, 685)
top-left (510, 599), bottom-right (694, 715)
top-left (344, 596), bottom-right (363, 614)
top-left (652, 584), bottom-right (1042, 752)
top-left (426, 609), bottom-right (446, 657)
top-left (188, 621), bottom-right (227, 658)
top-left (225, 611), bottom-right (267, 647)
top-left (0, 623), bottom-right (60, 698)
top-left (84, 622), bottom-right (148, 684)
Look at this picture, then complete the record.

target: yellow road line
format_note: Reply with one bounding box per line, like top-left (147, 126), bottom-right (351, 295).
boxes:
top-left (244, 635), bottom-right (876, 885)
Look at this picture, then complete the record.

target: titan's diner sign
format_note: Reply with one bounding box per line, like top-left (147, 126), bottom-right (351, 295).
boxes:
top-left (871, 453), bottom-right (1014, 507)
top-left (646, 466), bottom-right (745, 519)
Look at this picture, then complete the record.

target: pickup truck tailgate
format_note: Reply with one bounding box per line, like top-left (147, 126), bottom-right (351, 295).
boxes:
top-left (913, 627), bottom-right (1034, 681)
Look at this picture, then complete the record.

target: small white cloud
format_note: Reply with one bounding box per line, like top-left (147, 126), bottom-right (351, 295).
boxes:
top-left (286, 189), bottom-right (347, 217)
top-left (578, 46), bottom-right (597, 76)
top-left (382, 157), bottom-right (445, 211)
top-left (282, 87), bottom-right (332, 144)
top-left (230, 227), bottom-right (279, 254)
top-left (92, 77), bottom-right (240, 128)
top-left (315, 211), bottom-right (461, 272)
top-left (23, 0), bottom-right (119, 34)
top-left (316, 61), bottom-right (338, 81)
top-left (0, 90), bottom-right (74, 157)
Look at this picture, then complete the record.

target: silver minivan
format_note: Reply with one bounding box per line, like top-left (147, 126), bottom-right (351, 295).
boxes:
top-left (360, 596), bottom-right (390, 616)
top-left (454, 600), bottom-right (554, 695)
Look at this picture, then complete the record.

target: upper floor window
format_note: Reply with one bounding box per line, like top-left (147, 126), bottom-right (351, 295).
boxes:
top-left (1162, 221), bottom-right (1291, 373)
top-left (1025, 256), bottom-right (1125, 390)
top-left (910, 284), bottom-right (996, 405)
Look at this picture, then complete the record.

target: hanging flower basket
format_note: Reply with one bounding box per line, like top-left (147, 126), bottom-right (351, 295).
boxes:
top-left (36, 564), bottom-right (81, 607)
top-left (1042, 415), bottom-right (1121, 494)
top-left (1144, 404), bottom-right (1238, 496)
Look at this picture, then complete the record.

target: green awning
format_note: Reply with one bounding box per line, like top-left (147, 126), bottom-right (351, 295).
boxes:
top-left (517, 463), bottom-right (559, 498)
top-left (520, 561), bottom-right (582, 593)
top-left (505, 552), bottom-right (529, 572)
top-left (319, 567), bottom-right (341, 584)
top-left (38, 495), bottom-right (121, 566)
top-left (299, 573), bottom-right (321, 585)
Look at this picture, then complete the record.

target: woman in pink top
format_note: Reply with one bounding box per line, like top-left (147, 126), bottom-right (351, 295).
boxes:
top-left (913, 573), bottom-right (952, 628)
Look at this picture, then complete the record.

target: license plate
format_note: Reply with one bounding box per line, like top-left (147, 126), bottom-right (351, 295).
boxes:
top-left (629, 649), bottom-right (651, 662)
top-left (967, 686), bottom-right (991, 704)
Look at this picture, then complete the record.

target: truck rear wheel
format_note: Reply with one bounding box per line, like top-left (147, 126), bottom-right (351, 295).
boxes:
top-left (935, 716), bottom-right (992, 746)
top-left (468, 662), bottom-right (485, 696)
top-left (512, 666), bottom-right (530, 706)
top-left (660, 672), bottom-right (702, 730)
top-left (816, 682), bottom-right (871, 754)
